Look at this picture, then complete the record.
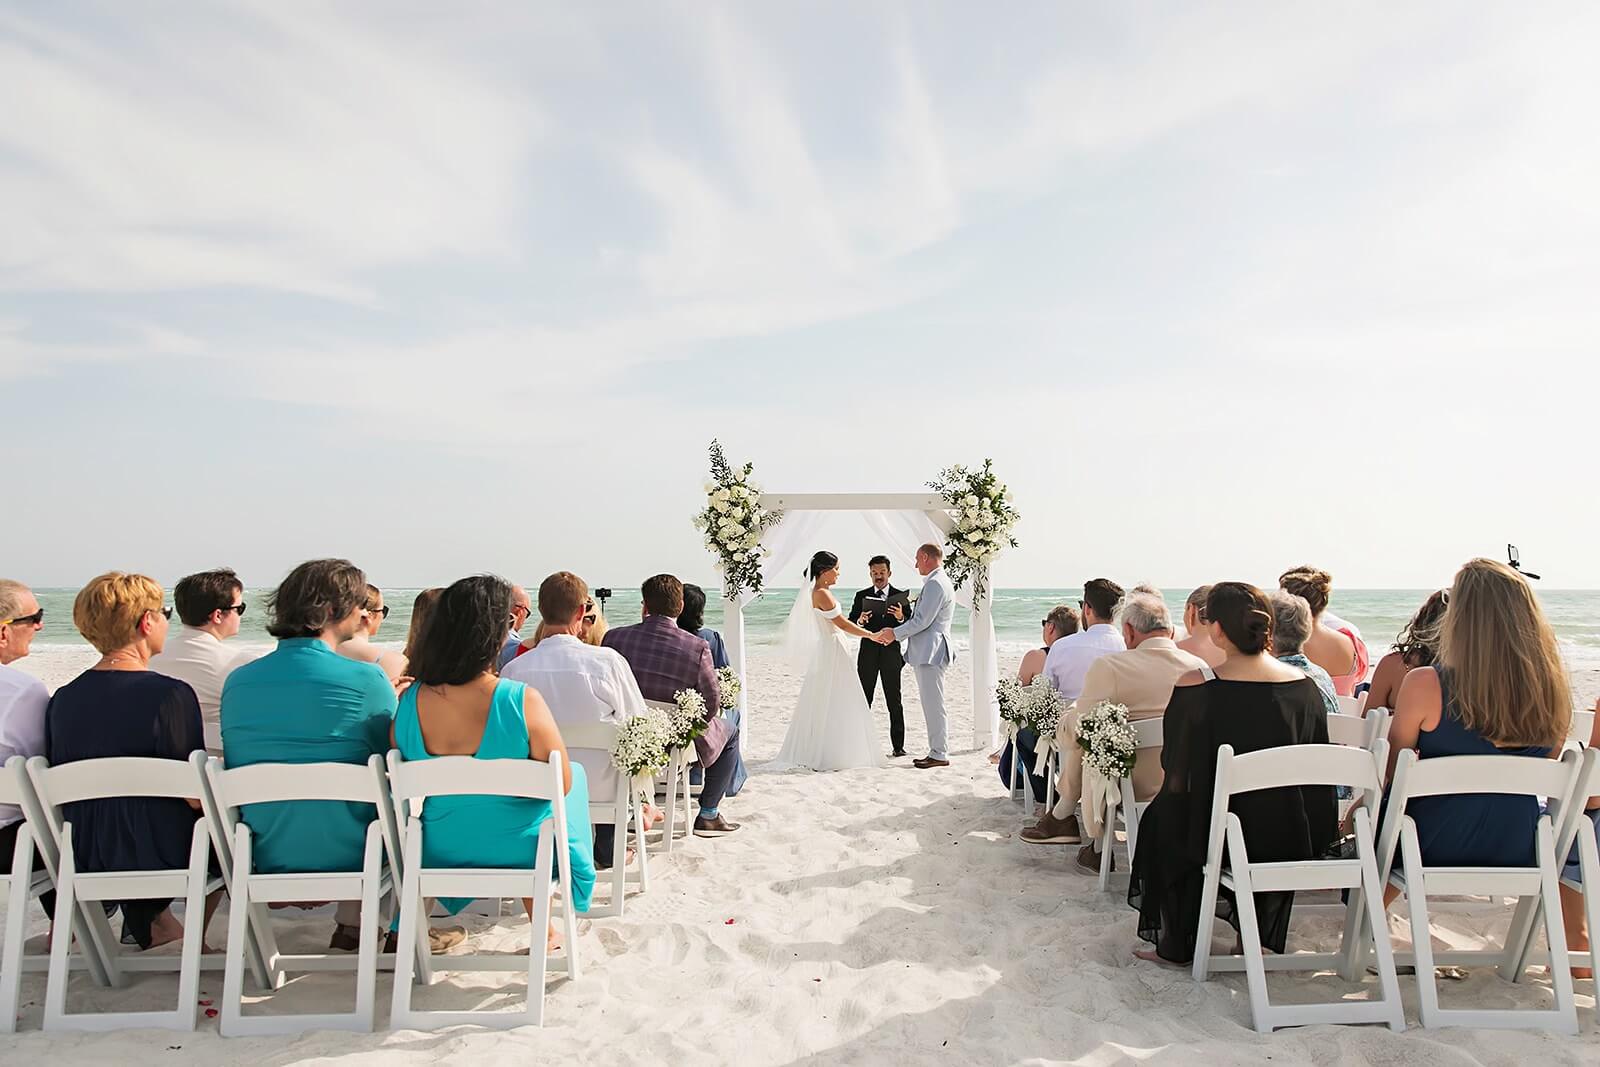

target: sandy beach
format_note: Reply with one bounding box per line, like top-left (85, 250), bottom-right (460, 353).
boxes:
top-left (1, 645), bottom-right (1597, 1064)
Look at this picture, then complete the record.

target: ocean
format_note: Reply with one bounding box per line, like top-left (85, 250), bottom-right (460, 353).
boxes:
top-left (24, 586), bottom-right (1600, 672)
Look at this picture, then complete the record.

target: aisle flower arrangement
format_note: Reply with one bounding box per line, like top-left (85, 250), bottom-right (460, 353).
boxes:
top-left (996, 677), bottom-right (1027, 740)
top-left (611, 710), bottom-right (674, 799)
top-left (693, 440), bottom-right (782, 598)
top-left (716, 666), bottom-right (741, 711)
top-left (1023, 684), bottom-right (1067, 776)
top-left (1075, 700), bottom-right (1138, 780)
top-left (928, 459), bottom-right (1020, 601)
top-left (668, 689), bottom-right (710, 750)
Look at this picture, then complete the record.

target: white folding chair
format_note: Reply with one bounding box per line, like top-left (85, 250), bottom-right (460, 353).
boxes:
top-left (386, 750), bottom-right (580, 1030)
top-left (1192, 743), bottom-right (1404, 1032)
top-left (26, 755), bottom-right (220, 1032)
top-left (1567, 708), bottom-right (1596, 753)
top-left (1336, 694), bottom-right (1365, 717)
top-left (1097, 718), bottom-right (1162, 891)
top-left (1, 755), bottom-right (99, 1032)
top-left (1325, 712), bottom-right (1369, 748)
top-left (1508, 745), bottom-right (1600, 997)
top-left (557, 723), bottom-right (649, 917)
top-left (200, 753), bottom-right (408, 1035)
top-left (651, 700), bottom-right (699, 851)
top-left (1370, 749), bottom-right (1582, 1033)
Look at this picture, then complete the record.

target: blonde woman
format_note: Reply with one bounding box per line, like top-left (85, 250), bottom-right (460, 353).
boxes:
top-left (515, 597), bottom-right (606, 659)
top-left (1385, 559), bottom-right (1570, 900)
top-left (1176, 585), bottom-right (1225, 668)
top-left (337, 583), bottom-right (407, 684)
top-left (1279, 567), bottom-right (1369, 695)
top-left (46, 573), bottom-right (221, 951)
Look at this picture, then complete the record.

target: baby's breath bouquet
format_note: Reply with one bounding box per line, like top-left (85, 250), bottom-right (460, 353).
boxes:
top-left (611, 709), bottom-right (673, 798)
top-left (716, 666), bottom-right (741, 711)
top-left (668, 689), bottom-right (709, 750)
top-left (996, 677), bottom-right (1027, 740)
top-left (1075, 701), bottom-right (1138, 780)
top-left (1023, 684), bottom-right (1068, 776)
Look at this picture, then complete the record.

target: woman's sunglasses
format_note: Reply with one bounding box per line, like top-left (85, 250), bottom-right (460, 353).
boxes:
top-left (367, 605), bottom-right (391, 619)
top-left (1, 608), bottom-right (43, 627)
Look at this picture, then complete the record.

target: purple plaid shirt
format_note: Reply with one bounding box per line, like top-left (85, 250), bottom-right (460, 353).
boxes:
top-left (602, 615), bottom-right (729, 765)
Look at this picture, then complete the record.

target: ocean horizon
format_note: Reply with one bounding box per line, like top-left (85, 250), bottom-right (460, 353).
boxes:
top-left (25, 586), bottom-right (1600, 673)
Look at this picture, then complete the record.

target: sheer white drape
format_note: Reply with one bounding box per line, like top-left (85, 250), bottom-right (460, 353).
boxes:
top-left (719, 507), bottom-right (999, 751)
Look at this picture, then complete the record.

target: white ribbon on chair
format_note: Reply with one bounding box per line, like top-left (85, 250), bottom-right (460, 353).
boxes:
top-left (1081, 765), bottom-right (1118, 841)
top-left (1031, 735), bottom-right (1055, 778)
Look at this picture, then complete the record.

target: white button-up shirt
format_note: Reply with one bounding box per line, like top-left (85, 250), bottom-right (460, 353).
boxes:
top-left (149, 627), bottom-right (256, 754)
top-left (0, 662), bottom-right (49, 828)
top-left (500, 634), bottom-right (647, 802)
top-left (1042, 623), bottom-right (1127, 702)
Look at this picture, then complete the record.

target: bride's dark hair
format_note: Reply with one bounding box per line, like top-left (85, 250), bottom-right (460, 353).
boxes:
top-left (807, 551), bottom-right (839, 581)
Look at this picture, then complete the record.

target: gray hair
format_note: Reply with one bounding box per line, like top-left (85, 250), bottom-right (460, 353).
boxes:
top-left (1129, 582), bottom-right (1163, 599)
top-left (1268, 590), bottom-right (1313, 656)
top-left (0, 580), bottom-right (29, 621)
top-left (1120, 593), bottom-right (1172, 636)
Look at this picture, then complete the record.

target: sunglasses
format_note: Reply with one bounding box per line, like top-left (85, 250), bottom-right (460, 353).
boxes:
top-left (223, 603), bottom-right (247, 617)
top-left (1, 608), bottom-right (44, 627)
top-left (583, 613), bottom-right (597, 625)
top-left (144, 607), bottom-right (173, 622)
top-left (1039, 618), bottom-right (1051, 627)
top-left (367, 605), bottom-right (390, 619)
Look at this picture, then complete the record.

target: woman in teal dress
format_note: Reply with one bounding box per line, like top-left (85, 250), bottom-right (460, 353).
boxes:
top-left (391, 574), bottom-right (595, 941)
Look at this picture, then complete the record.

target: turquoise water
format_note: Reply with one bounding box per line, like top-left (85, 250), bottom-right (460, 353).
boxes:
top-left (24, 586), bottom-right (1600, 670)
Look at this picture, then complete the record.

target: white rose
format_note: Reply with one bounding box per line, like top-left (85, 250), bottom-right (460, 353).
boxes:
top-left (715, 487), bottom-right (732, 502)
top-left (702, 481), bottom-right (715, 493)
top-left (727, 522), bottom-right (746, 537)
top-left (712, 499), bottom-right (730, 514)
top-left (964, 507), bottom-right (978, 520)
top-left (964, 494), bottom-right (979, 507)
top-left (962, 544), bottom-right (979, 559)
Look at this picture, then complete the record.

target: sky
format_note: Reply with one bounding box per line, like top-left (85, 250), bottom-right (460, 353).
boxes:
top-left (4, 2), bottom-right (1598, 593)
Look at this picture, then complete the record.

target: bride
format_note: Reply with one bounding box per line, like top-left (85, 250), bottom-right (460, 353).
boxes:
top-left (768, 551), bottom-right (888, 772)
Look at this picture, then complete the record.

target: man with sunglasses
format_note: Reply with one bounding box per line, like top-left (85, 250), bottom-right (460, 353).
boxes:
top-left (149, 568), bottom-right (257, 755)
top-left (0, 579), bottom-right (53, 920)
top-left (497, 584), bottom-right (533, 671)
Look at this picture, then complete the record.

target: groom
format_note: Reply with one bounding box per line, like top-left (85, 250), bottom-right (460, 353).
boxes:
top-left (876, 542), bottom-right (955, 769)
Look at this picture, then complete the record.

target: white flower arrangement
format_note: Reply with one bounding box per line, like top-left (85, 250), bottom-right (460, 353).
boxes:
top-left (1022, 683), bottom-right (1067, 776)
top-left (996, 677), bottom-right (1028, 739)
top-left (716, 666), bottom-right (741, 711)
top-left (928, 459), bottom-right (1019, 600)
top-left (692, 440), bottom-right (782, 598)
top-left (611, 709), bottom-right (674, 795)
top-left (668, 688), bottom-right (709, 751)
top-left (1075, 700), bottom-right (1138, 780)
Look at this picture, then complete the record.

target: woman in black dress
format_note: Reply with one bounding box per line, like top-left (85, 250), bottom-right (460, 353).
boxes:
top-left (46, 572), bottom-right (216, 950)
top-left (1128, 581), bottom-right (1337, 965)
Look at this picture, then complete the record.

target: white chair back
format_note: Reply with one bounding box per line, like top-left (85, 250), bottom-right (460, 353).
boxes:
top-left (25, 755), bottom-right (214, 1032)
top-left (647, 699), bottom-right (698, 850)
top-left (554, 721), bottom-right (650, 916)
top-left (386, 750), bottom-right (579, 1031)
top-left (1096, 718), bottom-right (1164, 890)
top-left (1, 756), bottom-right (73, 1032)
top-left (1335, 694), bottom-right (1365, 717)
top-left (1325, 712), bottom-right (1368, 748)
top-left (1568, 708), bottom-right (1596, 749)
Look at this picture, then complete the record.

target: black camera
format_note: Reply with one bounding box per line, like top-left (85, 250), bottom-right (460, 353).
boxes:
top-left (593, 587), bottom-right (613, 604)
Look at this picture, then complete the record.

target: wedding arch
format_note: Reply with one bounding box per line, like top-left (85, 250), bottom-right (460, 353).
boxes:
top-left (695, 443), bottom-right (1018, 752)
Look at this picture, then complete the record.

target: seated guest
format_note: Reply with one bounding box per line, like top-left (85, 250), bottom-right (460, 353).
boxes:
top-left (1268, 591), bottom-right (1339, 715)
top-left (0, 580), bottom-right (54, 926)
top-left (150, 568), bottom-right (256, 754)
top-left (496, 584), bottom-right (533, 671)
top-left (1384, 559), bottom-right (1569, 908)
top-left (336, 584), bottom-right (406, 685)
top-left (513, 593), bottom-right (606, 660)
top-left (1176, 585), bottom-right (1226, 668)
top-left (223, 560), bottom-right (461, 954)
top-left (604, 574), bottom-right (741, 837)
top-left (1279, 566), bottom-right (1369, 695)
top-left (1364, 589), bottom-right (1448, 711)
top-left (996, 604), bottom-right (1077, 788)
top-left (393, 575), bottom-right (595, 945)
top-left (46, 573), bottom-right (220, 950)
top-left (401, 587), bottom-right (444, 663)
top-left (581, 602), bottom-right (609, 646)
top-left (1128, 582), bottom-right (1336, 965)
top-left (501, 571), bottom-right (661, 866)
top-left (679, 583), bottom-right (746, 797)
top-left (1021, 594), bottom-right (1205, 868)
top-left (1562, 697), bottom-right (1600, 977)
top-left (1043, 579), bottom-right (1127, 697)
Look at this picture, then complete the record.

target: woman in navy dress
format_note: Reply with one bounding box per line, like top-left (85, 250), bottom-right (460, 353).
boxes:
top-left (1384, 559), bottom-right (1571, 903)
top-left (47, 573), bottom-right (215, 950)
top-left (679, 585), bottom-right (746, 797)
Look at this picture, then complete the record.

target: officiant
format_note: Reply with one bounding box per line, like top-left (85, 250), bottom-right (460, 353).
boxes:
top-left (851, 555), bottom-right (910, 757)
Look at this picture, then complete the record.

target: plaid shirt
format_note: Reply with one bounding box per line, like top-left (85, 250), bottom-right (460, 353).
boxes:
top-left (602, 615), bottom-right (729, 765)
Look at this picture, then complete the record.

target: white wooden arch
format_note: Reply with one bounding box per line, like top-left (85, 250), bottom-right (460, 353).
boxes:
top-left (719, 492), bottom-right (1000, 753)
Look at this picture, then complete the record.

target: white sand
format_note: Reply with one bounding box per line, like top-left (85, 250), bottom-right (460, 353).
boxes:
top-left (2, 645), bottom-right (1598, 1063)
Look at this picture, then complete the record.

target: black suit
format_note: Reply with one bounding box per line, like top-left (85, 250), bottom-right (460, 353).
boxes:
top-left (850, 584), bottom-right (907, 752)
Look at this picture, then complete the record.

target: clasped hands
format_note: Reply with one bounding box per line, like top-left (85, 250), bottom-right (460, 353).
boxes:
top-left (871, 627), bottom-right (896, 645)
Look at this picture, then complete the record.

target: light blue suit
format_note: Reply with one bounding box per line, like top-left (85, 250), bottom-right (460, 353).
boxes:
top-left (891, 567), bottom-right (955, 759)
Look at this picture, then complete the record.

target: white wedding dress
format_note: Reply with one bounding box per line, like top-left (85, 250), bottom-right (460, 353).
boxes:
top-left (769, 597), bottom-right (887, 772)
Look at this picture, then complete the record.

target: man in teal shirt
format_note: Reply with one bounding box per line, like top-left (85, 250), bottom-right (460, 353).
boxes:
top-left (222, 559), bottom-right (457, 952)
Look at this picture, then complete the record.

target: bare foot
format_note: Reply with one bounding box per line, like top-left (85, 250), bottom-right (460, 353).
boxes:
top-left (641, 802), bottom-right (664, 832)
top-left (144, 909), bottom-right (185, 950)
top-left (547, 922), bottom-right (562, 954)
top-left (988, 749), bottom-right (1003, 765)
top-left (1133, 948), bottom-right (1184, 967)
